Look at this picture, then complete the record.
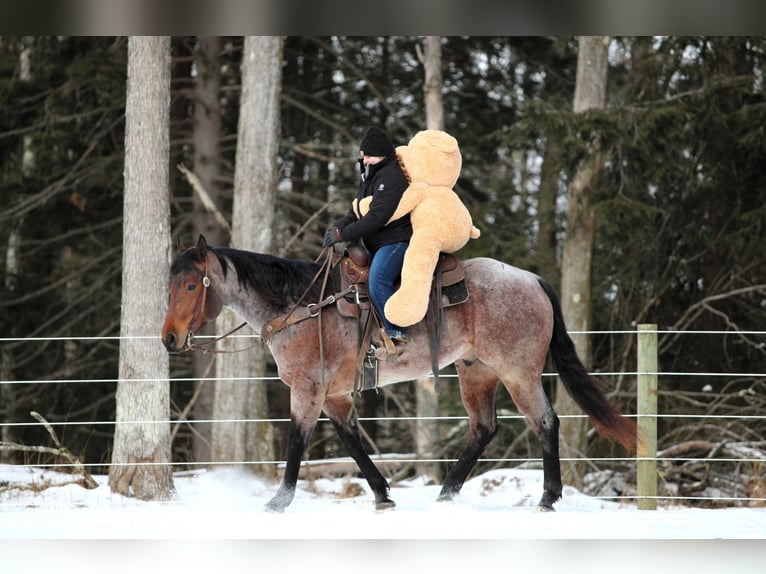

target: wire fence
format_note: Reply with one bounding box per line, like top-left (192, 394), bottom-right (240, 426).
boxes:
top-left (2, 328), bottom-right (765, 508)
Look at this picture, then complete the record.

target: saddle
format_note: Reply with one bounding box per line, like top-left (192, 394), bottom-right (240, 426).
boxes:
top-left (333, 243), bottom-right (469, 394)
top-left (333, 242), bottom-right (373, 318)
top-left (334, 243), bottom-right (468, 320)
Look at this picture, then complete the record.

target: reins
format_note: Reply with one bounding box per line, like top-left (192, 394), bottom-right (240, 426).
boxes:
top-left (257, 246), bottom-right (337, 388)
top-left (187, 319), bottom-right (252, 354)
top-left (315, 247), bottom-right (335, 388)
top-left (260, 246), bottom-right (335, 342)
top-left (187, 247), bottom-right (338, 357)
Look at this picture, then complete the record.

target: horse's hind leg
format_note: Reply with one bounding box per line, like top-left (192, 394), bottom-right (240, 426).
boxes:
top-left (438, 359), bottom-right (500, 501)
top-left (505, 378), bottom-right (562, 511)
top-left (324, 394), bottom-right (395, 512)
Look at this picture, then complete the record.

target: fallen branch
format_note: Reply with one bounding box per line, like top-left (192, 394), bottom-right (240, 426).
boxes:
top-left (655, 439), bottom-right (766, 507)
top-left (659, 439), bottom-right (766, 461)
top-left (657, 440), bottom-right (717, 459)
top-left (0, 412), bottom-right (98, 489)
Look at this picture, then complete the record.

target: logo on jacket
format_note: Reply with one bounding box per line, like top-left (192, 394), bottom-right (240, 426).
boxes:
top-left (378, 184), bottom-right (385, 191)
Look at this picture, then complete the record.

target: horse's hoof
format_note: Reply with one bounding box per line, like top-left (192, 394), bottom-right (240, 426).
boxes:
top-left (535, 504), bottom-right (556, 513)
top-left (375, 498), bottom-right (396, 513)
top-left (264, 501), bottom-right (286, 514)
top-left (437, 486), bottom-right (459, 503)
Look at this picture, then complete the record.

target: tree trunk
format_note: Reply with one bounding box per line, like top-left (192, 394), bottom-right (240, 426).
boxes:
top-left (1, 227), bottom-right (21, 462)
top-left (212, 36), bottom-right (283, 479)
top-left (422, 36), bottom-right (444, 131)
top-left (1, 37), bottom-right (35, 461)
top-left (109, 36), bottom-right (174, 500)
top-left (555, 36), bottom-right (608, 487)
top-left (414, 35), bottom-right (444, 483)
top-left (536, 134), bottom-right (561, 289)
top-left (190, 35), bottom-right (224, 465)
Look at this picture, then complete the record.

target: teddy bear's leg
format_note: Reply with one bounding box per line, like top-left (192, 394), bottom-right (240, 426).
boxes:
top-left (384, 233), bottom-right (441, 328)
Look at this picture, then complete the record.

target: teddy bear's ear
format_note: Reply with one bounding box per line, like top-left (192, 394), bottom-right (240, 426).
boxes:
top-left (395, 146), bottom-right (412, 183)
top-left (436, 132), bottom-right (458, 153)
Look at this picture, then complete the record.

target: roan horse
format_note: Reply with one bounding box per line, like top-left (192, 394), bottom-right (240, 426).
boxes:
top-left (161, 235), bottom-right (637, 513)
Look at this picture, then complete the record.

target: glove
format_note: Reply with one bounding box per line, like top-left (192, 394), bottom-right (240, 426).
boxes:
top-left (323, 226), bottom-right (343, 247)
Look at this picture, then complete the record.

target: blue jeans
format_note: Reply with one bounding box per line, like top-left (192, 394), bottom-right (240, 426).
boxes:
top-left (368, 242), bottom-right (408, 334)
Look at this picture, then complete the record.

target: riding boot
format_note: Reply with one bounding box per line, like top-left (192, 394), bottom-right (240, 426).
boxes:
top-left (378, 327), bottom-right (398, 360)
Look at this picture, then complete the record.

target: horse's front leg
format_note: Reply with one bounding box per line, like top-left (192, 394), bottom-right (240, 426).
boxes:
top-left (265, 382), bottom-right (324, 513)
top-left (324, 394), bottom-right (395, 512)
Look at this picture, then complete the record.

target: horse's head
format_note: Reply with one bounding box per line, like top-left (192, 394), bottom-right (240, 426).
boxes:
top-left (161, 234), bottom-right (224, 353)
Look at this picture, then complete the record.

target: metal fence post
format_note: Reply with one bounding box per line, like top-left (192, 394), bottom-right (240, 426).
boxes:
top-left (637, 323), bottom-right (658, 510)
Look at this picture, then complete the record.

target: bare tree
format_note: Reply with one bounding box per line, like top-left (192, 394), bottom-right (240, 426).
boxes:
top-left (555, 36), bottom-right (609, 486)
top-left (212, 36), bottom-right (284, 478)
top-left (422, 36), bottom-right (444, 130)
top-left (189, 36), bottom-right (224, 464)
top-left (536, 137), bottom-right (561, 289)
top-left (414, 35), bottom-right (444, 483)
top-left (109, 36), bottom-right (174, 500)
top-left (1, 37), bottom-right (34, 461)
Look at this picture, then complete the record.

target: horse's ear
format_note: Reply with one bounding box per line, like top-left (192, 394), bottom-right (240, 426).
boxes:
top-left (176, 236), bottom-right (185, 253)
top-left (196, 234), bottom-right (208, 260)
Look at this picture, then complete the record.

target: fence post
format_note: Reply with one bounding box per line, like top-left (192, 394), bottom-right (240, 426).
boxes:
top-left (637, 323), bottom-right (658, 510)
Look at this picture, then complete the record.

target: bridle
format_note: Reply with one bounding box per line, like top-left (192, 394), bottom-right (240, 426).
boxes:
top-left (182, 255), bottom-right (251, 354)
top-left (180, 247), bottom-right (335, 359)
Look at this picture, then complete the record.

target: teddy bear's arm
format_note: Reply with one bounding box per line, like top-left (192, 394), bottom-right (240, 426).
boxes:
top-left (355, 183), bottom-right (427, 225)
top-left (339, 182), bottom-right (406, 240)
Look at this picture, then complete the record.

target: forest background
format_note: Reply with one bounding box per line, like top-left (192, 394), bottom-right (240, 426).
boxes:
top-left (1, 36), bottom-right (764, 505)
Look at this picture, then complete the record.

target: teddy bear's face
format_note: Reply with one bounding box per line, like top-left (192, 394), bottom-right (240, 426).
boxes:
top-left (396, 130), bottom-right (462, 189)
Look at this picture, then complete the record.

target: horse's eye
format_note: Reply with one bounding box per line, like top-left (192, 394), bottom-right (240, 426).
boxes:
top-left (187, 283), bottom-right (198, 292)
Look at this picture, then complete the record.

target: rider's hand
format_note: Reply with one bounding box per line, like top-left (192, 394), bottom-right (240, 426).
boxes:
top-left (323, 226), bottom-right (343, 247)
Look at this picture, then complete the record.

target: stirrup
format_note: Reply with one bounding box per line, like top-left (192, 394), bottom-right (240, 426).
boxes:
top-left (378, 328), bottom-right (397, 361)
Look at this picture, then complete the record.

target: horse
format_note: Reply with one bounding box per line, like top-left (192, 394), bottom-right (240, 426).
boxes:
top-left (161, 234), bottom-right (637, 513)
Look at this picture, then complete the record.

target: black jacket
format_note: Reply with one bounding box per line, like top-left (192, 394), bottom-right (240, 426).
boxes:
top-left (333, 156), bottom-right (412, 253)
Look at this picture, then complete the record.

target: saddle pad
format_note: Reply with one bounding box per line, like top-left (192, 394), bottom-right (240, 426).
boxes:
top-left (441, 280), bottom-right (469, 307)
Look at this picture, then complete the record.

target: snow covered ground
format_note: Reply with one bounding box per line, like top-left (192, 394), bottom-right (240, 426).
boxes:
top-left (1, 464), bottom-right (764, 572)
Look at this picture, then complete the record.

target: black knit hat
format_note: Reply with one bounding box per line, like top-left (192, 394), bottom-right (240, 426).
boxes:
top-left (359, 126), bottom-right (395, 157)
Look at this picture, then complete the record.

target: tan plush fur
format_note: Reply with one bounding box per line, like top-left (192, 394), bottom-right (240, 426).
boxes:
top-left (354, 130), bottom-right (480, 327)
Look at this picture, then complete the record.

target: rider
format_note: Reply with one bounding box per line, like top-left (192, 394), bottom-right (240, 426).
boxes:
top-left (323, 126), bottom-right (412, 343)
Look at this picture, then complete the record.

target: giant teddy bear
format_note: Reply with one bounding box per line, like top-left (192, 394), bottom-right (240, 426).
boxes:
top-left (354, 129), bottom-right (480, 328)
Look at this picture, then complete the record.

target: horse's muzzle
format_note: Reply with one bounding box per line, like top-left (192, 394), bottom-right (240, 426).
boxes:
top-left (163, 331), bottom-right (187, 354)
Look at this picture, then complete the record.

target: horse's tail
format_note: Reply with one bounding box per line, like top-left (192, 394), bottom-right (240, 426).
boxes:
top-left (537, 278), bottom-right (638, 453)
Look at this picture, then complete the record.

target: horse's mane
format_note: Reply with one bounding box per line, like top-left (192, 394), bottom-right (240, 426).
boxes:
top-left (211, 247), bottom-right (323, 310)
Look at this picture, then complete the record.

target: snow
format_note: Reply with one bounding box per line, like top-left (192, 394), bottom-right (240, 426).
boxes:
top-left (1, 464), bottom-right (764, 572)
